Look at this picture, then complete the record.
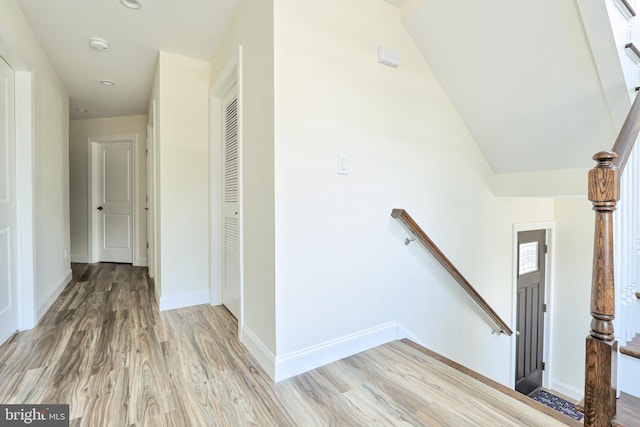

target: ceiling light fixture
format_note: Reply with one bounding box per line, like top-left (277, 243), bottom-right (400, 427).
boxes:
top-left (89, 38), bottom-right (110, 51)
top-left (75, 108), bottom-right (88, 113)
top-left (100, 80), bottom-right (115, 87)
top-left (120, 0), bottom-right (141, 9)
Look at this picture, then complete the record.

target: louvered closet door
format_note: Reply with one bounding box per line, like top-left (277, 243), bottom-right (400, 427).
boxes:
top-left (222, 84), bottom-right (240, 319)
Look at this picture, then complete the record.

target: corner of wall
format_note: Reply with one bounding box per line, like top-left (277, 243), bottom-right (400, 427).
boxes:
top-left (273, 321), bottom-right (401, 382)
top-left (36, 269), bottom-right (72, 321)
top-left (158, 290), bottom-right (209, 312)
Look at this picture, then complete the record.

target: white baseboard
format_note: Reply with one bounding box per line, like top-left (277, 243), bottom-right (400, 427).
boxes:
top-left (70, 255), bottom-right (89, 263)
top-left (549, 379), bottom-right (583, 401)
top-left (396, 322), bottom-right (424, 344)
top-left (134, 257), bottom-right (147, 267)
top-left (620, 353), bottom-right (640, 398)
top-left (241, 324), bottom-right (276, 380)
top-left (273, 321), bottom-right (400, 382)
top-left (37, 269), bottom-right (72, 320)
top-left (158, 290), bottom-right (209, 311)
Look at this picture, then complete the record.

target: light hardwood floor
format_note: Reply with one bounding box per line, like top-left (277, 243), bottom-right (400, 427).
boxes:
top-left (0, 263), bottom-right (581, 426)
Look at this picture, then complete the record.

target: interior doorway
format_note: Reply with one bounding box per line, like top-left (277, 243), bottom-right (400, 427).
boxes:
top-left (88, 136), bottom-right (136, 264)
top-left (210, 47), bottom-right (243, 327)
top-left (221, 83), bottom-right (240, 319)
top-left (515, 229), bottom-right (547, 396)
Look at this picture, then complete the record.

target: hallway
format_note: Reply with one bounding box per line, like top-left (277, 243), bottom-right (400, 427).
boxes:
top-left (0, 263), bottom-right (579, 426)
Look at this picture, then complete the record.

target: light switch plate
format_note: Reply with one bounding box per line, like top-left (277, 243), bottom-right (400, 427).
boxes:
top-left (338, 154), bottom-right (349, 175)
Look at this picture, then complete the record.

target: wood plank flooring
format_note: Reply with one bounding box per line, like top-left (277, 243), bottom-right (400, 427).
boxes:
top-left (0, 263), bottom-right (584, 426)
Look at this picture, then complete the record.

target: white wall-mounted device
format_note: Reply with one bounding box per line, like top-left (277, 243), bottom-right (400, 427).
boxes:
top-left (377, 47), bottom-right (400, 68)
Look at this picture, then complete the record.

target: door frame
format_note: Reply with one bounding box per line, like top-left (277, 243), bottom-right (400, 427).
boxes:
top-left (0, 43), bottom-right (37, 330)
top-left (87, 135), bottom-right (138, 264)
top-left (510, 221), bottom-right (555, 391)
top-left (146, 101), bottom-right (157, 278)
top-left (210, 47), bottom-right (244, 333)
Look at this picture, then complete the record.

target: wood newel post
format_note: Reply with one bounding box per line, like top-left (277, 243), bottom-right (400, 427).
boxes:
top-left (584, 151), bottom-right (619, 427)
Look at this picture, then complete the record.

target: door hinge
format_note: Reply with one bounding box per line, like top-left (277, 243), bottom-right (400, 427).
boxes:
top-left (543, 303), bottom-right (547, 313)
top-left (146, 242), bottom-right (149, 249)
top-left (544, 244), bottom-right (548, 254)
top-left (542, 362), bottom-right (546, 371)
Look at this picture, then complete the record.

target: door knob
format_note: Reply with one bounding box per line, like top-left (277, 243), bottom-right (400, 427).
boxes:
top-left (97, 206), bottom-right (103, 211)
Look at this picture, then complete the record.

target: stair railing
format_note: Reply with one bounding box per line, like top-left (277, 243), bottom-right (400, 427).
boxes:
top-left (584, 92), bottom-right (640, 427)
top-left (391, 208), bottom-right (513, 335)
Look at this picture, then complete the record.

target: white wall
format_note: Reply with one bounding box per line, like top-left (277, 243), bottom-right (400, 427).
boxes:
top-left (0, 0), bottom-right (71, 318)
top-left (550, 197), bottom-right (593, 399)
top-left (69, 115), bottom-right (148, 265)
top-left (210, 0), bottom-right (276, 354)
top-left (155, 52), bottom-right (210, 310)
top-left (272, 0), bottom-right (555, 384)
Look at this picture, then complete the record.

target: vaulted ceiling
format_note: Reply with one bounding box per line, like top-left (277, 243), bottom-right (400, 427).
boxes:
top-left (389, 0), bottom-right (628, 173)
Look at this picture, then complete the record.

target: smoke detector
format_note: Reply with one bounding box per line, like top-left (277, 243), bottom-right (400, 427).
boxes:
top-left (120, 0), bottom-right (141, 9)
top-left (89, 38), bottom-right (109, 52)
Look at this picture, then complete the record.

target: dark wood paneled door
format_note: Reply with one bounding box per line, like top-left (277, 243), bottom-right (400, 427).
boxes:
top-left (515, 229), bottom-right (546, 396)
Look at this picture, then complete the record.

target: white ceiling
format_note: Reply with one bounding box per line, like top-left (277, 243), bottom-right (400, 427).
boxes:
top-left (390, 0), bottom-right (623, 173)
top-left (18, 0), bottom-right (627, 173)
top-left (17, 0), bottom-right (241, 120)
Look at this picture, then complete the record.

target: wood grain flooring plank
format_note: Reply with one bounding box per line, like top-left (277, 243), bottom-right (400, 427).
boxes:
top-left (90, 311), bottom-right (130, 375)
top-left (179, 308), bottom-right (240, 376)
top-left (230, 352), bottom-right (298, 426)
top-left (94, 263), bottom-right (116, 292)
top-left (75, 291), bottom-right (108, 331)
top-left (0, 326), bottom-right (74, 376)
top-left (128, 326), bottom-right (173, 425)
top-left (161, 338), bottom-right (220, 427)
top-left (77, 263), bottom-right (100, 282)
top-left (129, 290), bottom-right (156, 329)
top-left (0, 367), bottom-right (45, 403)
top-left (287, 370), bottom-right (371, 426)
top-left (68, 281), bottom-right (97, 310)
top-left (341, 383), bottom-right (425, 426)
top-left (81, 368), bottom-right (129, 427)
top-left (105, 282), bottom-right (127, 312)
top-left (43, 328), bottom-right (99, 419)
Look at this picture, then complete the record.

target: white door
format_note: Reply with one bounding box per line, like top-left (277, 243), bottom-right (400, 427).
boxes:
top-left (95, 140), bottom-right (133, 263)
top-left (0, 56), bottom-right (18, 343)
top-left (221, 84), bottom-right (241, 319)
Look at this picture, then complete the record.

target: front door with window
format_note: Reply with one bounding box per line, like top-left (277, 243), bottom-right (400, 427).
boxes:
top-left (515, 229), bottom-right (547, 395)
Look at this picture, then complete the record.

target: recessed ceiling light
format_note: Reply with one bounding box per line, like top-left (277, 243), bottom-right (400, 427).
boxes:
top-left (120, 0), bottom-right (141, 9)
top-left (89, 38), bottom-right (109, 51)
top-left (100, 80), bottom-right (115, 86)
top-left (75, 108), bottom-right (88, 113)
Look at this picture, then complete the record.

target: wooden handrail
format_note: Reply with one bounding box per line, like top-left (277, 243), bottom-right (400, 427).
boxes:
top-left (391, 208), bottom-right (513, 336)
top-left (612, 90), bottom-right (640, 173)
top-left (583, 92), bottom-right (640, 427)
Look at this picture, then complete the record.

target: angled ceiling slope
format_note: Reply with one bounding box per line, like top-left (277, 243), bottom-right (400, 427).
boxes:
top-left (389, 0), bottom-right (623, 173)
